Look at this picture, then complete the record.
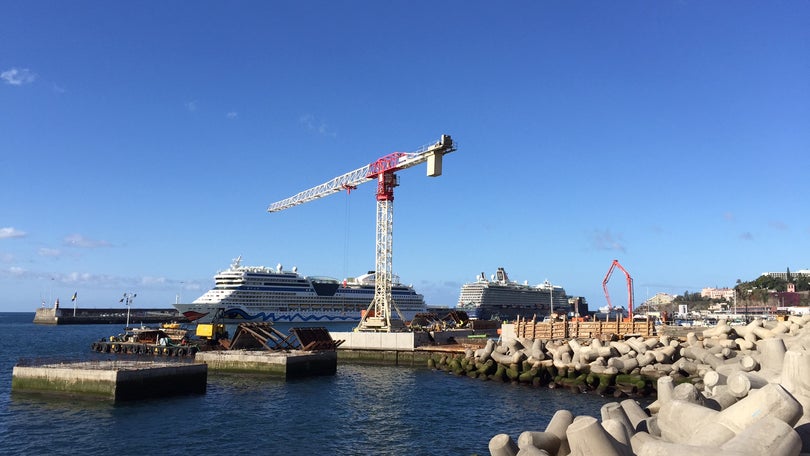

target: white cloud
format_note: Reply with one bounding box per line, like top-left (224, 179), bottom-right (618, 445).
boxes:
top-left (0, 227), bottom-right (26, 239)
top-left (299, 114), bottom-right (336, 137)
top-left (1, 68), bottom-right (37, 85)
top-left (185, 100), bottom-right (198, 112)
top-left (38, 248), bottom-right (62, 257)
top-left (63, 233), bottom-right (112, 248)
top-left (590, 229), bottom-right (627, 253)
top-left (226, 111), bottom-right (238, 119)
top-left (141, 276), bottom-right (168, 285)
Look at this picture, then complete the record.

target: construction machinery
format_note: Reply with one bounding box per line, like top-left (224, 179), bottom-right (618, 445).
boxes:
top-left (267, 135), bottom-right (456, 332)
top-left (602, 259), bottom-right (634, 319)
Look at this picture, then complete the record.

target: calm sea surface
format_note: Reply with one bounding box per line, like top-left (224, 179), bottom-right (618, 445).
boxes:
top-left (0, 312), bottom-right (618, 455)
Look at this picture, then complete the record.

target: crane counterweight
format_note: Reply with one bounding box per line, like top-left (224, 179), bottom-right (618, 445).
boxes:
top-left (266, 134), bottom-right (456, 332)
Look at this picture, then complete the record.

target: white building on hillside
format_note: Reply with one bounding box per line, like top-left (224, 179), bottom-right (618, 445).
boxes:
top-left (762, 270), bottom-right (810, 281)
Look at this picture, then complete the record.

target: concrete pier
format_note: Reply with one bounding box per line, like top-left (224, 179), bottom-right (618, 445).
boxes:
top-left (196, 350), bottom-right (337, 378)
top-left (34, 306), bottom-right (185, 325)
top-left (11, 360), bottom-right (207, 401)
top-left (330, 330), bottom-right (435, 351)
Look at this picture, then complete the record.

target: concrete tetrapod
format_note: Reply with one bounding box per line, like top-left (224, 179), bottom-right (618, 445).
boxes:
top-left (489, 433), bottom-right (519, 456)
top-left (630, 431), bottom-right (747, 456)
top-left (516, 431), bottom-right (560, 455)
top-left (780, 349), bottom-right (810, 453)
top-left (718, 415), bottom-right (802, 456)
top-left (665, 383), bottom-right (802, 447)
top-left (543, 409), bottom-right (573, 456)
top-left (726, 370), bottom-right (769, 398)
top-left (565, 416), bottom-right (632, 456)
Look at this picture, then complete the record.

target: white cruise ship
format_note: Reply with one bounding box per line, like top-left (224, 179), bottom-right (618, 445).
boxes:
top-left (174, 256), bottom-right (426, 324)
top-left (457, 267), bottom-right (568, 320)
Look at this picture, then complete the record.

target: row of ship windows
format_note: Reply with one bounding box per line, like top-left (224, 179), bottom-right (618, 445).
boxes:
top-left (216, 297), bottom-right (424, 303)
top-left (215, 287), bottom-right (417, 295)
top-left (219, 303), bottom-right (425, 311)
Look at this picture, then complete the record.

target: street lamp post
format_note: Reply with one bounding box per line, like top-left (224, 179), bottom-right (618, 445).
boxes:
top-left (122, 292), bottom-right (137, 328)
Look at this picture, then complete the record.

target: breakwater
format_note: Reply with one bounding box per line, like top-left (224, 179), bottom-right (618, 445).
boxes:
top-left (33, 306), bottom-right (186, 325)
top-left (487, 315), bottom-right (810, 455)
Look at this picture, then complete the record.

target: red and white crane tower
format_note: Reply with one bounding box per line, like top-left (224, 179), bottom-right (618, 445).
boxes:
top-left (602, 259), bottom-right (634, 319)
top-left (267, 135), bottom-right (456, 332)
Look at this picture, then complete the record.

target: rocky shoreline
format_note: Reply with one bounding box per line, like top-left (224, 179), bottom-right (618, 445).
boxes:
top-left (430, 315), bottom-right (810, 455)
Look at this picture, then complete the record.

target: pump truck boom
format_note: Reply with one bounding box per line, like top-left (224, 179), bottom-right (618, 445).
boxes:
top-left (602, 259), bottom-right (634, 319)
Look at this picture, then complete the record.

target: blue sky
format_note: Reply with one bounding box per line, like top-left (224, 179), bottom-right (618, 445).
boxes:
top-left (2, 1), bottom-right (808, 312)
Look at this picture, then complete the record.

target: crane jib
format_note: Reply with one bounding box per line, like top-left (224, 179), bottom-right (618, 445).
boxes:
top-left (366, 152), bottom-right (407, 178)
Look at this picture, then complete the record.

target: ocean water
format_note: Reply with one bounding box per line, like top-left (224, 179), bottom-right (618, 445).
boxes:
top-left (0, 312), bottom-right (617, 455)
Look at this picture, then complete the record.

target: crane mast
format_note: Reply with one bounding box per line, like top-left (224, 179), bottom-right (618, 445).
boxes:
top-left (602, 259), bottom-right (634, 318)
top-left (267, 135), bottom-right (456, 332)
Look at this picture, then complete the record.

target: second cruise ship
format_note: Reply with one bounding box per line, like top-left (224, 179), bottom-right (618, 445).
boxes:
top-left (457, 267), bottom-right (569, 320)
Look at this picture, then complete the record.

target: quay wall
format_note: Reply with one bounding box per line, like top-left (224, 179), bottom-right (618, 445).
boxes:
top-left (12, 361), bottom-right (207, 401)
top-left (337, 348), bottom-right (438, 367)
top-left (196, 350), bottom-right (338, 377)
top-left (34, 307), bottom-right (186, 325)
top-left (12, 365), bottom-right (118, 398)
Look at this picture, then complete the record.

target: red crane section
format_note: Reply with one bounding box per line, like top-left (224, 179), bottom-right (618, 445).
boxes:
top-left (602, 259), bottom-right (634, 318)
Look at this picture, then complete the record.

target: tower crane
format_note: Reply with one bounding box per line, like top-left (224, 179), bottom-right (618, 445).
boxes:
top-left (602, 259), bottom-right (634, 319)
top-left (267, 134), bottom-right (456, 332)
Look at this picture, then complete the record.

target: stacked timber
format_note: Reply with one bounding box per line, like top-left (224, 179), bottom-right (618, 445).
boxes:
top-left (485, 314), bottom-right (810, 456)
top-left (514, 316), bottom-right (655, 340)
